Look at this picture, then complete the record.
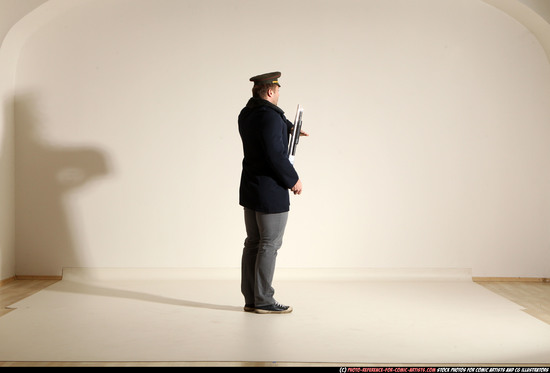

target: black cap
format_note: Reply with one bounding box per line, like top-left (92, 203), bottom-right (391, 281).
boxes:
top-left (250, 71), bottom-right (281, 86)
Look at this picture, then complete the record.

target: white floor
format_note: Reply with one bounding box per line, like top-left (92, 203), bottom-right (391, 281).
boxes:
top-left (1, 268), bottom-right (550, 365)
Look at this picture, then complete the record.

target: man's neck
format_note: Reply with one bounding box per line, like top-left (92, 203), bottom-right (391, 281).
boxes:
top-left (262, 96), bottom-right (277, 106)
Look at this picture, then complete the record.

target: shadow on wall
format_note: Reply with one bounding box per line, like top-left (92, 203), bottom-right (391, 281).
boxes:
top-left (14, 93), bottom-right (109, 276)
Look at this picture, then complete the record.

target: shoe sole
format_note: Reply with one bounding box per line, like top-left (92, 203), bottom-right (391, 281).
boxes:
top-left (254, 306), bottom-right (293, 314)
top-left (243, 307), bottom-right (255, 312)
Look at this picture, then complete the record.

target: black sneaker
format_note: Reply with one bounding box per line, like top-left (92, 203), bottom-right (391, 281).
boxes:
top-left (254, 302), bottom-right (293, 314)
top-left (243, 304), bottom-right (255, 312)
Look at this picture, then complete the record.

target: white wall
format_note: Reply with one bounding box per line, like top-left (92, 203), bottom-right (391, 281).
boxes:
top-left (9, 0), bottom-right (550, 277)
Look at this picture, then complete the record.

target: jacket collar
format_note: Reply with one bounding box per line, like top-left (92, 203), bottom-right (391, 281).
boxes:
top-left (246, 97), bottom-right (284, 115)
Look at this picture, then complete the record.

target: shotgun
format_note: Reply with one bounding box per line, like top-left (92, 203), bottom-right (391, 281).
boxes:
top-left (288, 105), bottom-right (303, 165)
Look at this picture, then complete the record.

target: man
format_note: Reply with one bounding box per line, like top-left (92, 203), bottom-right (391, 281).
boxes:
top-left (238, 71), bottom-right (305, 314)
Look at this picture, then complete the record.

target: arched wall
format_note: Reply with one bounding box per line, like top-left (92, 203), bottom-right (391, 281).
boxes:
top-left (0, 0), bottom-right (50, 281)
top-left (3, 0), bottom-right (550, 277)
top-left (485, 0), bottom-right (550, 62)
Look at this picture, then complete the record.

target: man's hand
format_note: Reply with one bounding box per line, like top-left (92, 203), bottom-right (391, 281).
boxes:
top-left (291, 179), bottom-right (303, 195)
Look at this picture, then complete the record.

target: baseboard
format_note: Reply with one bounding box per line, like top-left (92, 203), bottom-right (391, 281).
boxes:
top-left (14, 275), bottom-right (63, 281)
top-left (0, 276), bottom-right (16, 287)
top-left (60, 267), bottom-right (474, 282)
top-left (3, 272), bottom-right (548, 285)
top-left (1, 275), bottom-right (62, 287)
top-left (473, 277), bottom-right (550, 282)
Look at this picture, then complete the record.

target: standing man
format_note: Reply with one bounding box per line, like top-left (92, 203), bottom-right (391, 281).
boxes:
top-left (238, 71), bottom-right (305, 314)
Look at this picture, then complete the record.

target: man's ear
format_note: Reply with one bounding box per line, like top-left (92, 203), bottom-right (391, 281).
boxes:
top-left (266, 88), bottom-right (274, 98)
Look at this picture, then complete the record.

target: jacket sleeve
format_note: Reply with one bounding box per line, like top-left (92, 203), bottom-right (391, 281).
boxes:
top-left (259, 111), bottom-right (299, 189)
top-left (285, 118), bottom-right (294, 134)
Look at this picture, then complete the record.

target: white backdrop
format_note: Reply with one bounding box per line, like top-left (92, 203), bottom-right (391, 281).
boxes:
top-left (11, 0), bottom-right (550, 277)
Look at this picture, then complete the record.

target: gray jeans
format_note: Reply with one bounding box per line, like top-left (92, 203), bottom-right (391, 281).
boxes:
top-left (241, 207), bottom-right (289, 307)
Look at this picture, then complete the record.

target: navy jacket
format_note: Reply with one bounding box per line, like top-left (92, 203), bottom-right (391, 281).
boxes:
top-left (239, 97), bottom-right (299, 213)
